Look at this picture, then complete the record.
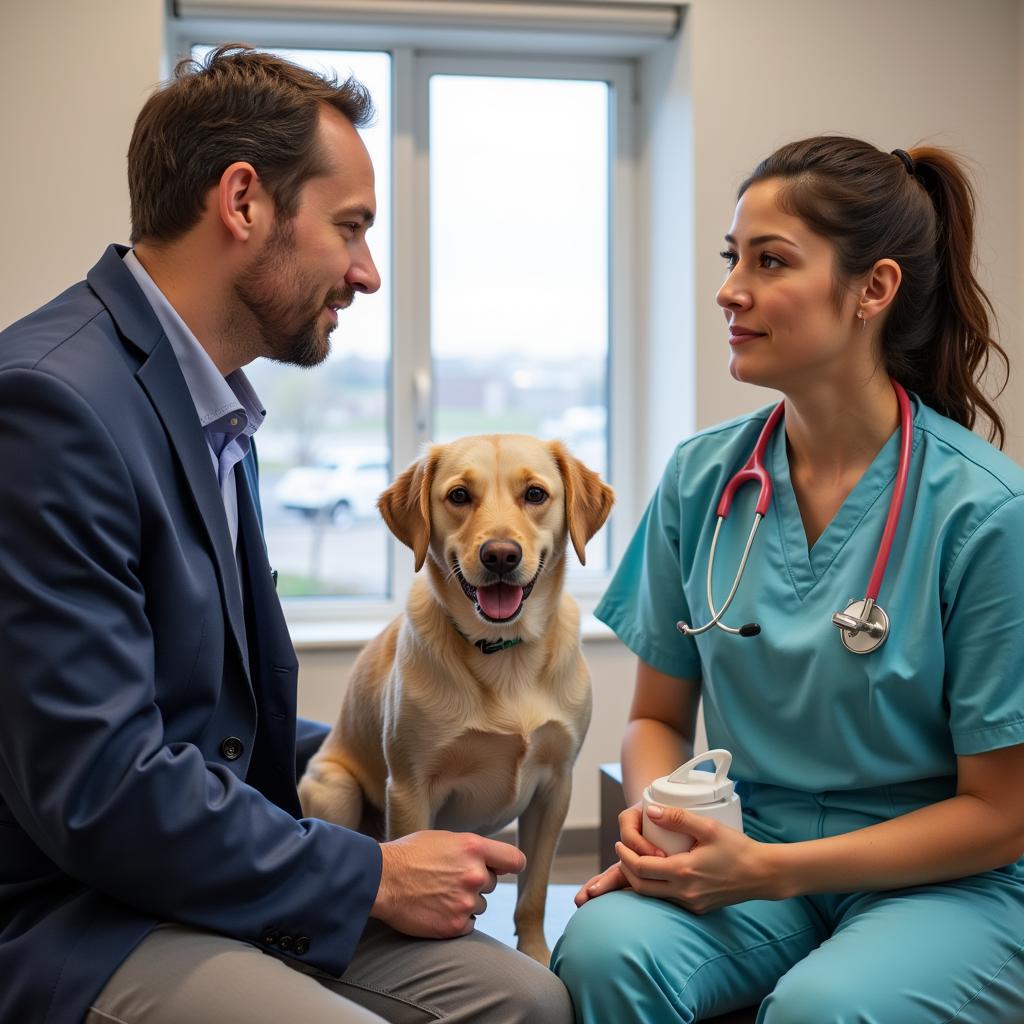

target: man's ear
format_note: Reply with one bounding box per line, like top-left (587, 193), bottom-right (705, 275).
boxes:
top-left (548, 440), bottom-right (615, 565)
top-left (216, 161), bottom-right (270, 243)
top-left (377, 449), bottom-right (439, 572)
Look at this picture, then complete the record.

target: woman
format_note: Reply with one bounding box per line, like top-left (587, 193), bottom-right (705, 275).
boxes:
top-left (551, 137), bottom-right (1024, 1023)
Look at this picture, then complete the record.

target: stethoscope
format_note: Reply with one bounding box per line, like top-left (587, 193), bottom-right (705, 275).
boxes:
top-left (676, 381), bottom-right (913, 655)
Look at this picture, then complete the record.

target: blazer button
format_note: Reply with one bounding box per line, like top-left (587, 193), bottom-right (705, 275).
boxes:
top-left (261, 927), bottom-right (279, 946)
top-left (294, 936), bottom-right (310, 955)
top-left (220, 736), bottom-right (244, 761)
top-left (278, 933), bottom-right (294, 951)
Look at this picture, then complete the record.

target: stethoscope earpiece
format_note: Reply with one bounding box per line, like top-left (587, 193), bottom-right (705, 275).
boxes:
top-left (676, 382), bottom-right (912, 656)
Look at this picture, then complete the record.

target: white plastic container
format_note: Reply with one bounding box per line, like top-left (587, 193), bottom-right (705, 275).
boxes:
top-left (641, 749), bottom-right (743, 855)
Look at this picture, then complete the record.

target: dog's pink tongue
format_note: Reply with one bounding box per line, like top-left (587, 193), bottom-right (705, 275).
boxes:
top-left (476, 582), bottom-right (524, 620)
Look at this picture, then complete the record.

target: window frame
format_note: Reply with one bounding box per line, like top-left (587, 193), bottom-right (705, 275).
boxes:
top-left (169, 19), bottom-right (642, 635)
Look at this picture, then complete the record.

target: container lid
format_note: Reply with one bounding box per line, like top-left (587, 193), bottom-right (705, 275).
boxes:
top-left (648, 748), bottom-right (735, 807)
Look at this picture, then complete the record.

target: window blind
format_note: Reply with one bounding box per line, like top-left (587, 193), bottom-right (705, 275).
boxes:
top-left (173, 0), bottom-right (681, 40)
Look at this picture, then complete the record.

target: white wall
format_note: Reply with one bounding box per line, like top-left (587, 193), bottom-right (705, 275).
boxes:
top-left (2, 0), bottom-right (1022, 832)
top-left (0, 0), bottom-right (165, 330)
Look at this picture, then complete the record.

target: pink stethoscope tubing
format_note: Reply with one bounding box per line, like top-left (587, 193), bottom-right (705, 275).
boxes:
top-left (676, 381), bottom-right (913, 654)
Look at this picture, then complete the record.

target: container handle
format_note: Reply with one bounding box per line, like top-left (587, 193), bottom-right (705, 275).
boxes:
top-left (667, 748), bottom-right (733, 789)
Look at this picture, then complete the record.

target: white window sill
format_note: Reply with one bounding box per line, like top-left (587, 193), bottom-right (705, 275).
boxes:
top-left (289, 612), bottom-right (617, 652)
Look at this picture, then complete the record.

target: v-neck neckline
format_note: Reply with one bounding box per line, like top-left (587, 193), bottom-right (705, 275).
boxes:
top-left (768, 398), bottom-right (919, 599)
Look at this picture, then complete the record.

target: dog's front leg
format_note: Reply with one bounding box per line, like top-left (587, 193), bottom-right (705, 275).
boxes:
top-left (384, 777), bottom-right (434, 840)
top-left (514, 771), bottom-right (572, 966)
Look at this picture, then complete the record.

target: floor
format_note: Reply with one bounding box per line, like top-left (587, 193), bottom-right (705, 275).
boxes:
top-left (476, 853), bottom-right (597, 950)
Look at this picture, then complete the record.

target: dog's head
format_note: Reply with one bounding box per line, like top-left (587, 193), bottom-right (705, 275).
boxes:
top-left (378, 435), bottom-right (614, 627)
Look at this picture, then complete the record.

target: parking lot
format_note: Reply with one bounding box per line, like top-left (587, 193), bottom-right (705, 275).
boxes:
top-left (262, 473), bottom-right (391, 597)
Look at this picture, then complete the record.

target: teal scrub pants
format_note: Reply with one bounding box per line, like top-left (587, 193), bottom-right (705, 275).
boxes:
top-left (551, 787), bottom-right (1024, 1023)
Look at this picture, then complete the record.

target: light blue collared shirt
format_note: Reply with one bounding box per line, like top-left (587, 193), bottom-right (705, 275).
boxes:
top-left (123, 249), bottom-right (265, 557)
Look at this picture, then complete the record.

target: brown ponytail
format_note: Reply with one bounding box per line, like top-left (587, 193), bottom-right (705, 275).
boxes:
top-left (738, 136), bottom-right (1008, 447)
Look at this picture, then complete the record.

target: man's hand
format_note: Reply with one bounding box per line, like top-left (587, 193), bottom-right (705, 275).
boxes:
top-left (371, 830), bottom-right (526, 938)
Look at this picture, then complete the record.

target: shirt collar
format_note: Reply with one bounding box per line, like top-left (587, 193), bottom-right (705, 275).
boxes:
top-left (122, 249), bottom-right (265, 438)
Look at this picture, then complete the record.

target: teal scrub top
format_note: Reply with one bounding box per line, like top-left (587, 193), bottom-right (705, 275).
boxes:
top-left (596, 396), bottom-right (1024, 799)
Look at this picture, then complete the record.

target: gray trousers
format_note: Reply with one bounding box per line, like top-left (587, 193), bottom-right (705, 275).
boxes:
top-left (86, 920), bottom-right (573, 1024)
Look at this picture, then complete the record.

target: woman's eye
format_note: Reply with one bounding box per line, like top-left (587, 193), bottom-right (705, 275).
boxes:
top-left (720, 249), bottom-right (738, 270)
top-left (525, 486), bottom-right (548, 505)
top-left (447, 487), bottom-right (471, 505)
top-left (760, 252), bottom-right (784, 269)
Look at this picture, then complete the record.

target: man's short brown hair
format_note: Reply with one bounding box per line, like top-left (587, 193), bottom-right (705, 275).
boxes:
top-left (127, 44), bottom-right (374, 244)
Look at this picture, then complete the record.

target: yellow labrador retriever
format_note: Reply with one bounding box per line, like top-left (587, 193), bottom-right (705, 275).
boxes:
top-left (299, 434), bottom-right (614, 964)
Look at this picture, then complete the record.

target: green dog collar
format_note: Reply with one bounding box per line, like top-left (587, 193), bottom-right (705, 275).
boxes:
top-left (474, 636), bottom-right (524, 655)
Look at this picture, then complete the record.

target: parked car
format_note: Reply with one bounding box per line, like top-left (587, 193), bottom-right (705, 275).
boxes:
top-left (274, 453), bottom-right (390, 526)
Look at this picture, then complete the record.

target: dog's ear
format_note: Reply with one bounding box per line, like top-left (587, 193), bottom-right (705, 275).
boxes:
top-left (377, 449), bottom-right (439, 572)
top-left (548, 441), bottom-right (615, 566)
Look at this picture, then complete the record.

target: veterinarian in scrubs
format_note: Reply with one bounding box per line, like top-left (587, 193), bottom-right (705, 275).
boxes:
top-left (551, 137), bottom-right (1024, 1023)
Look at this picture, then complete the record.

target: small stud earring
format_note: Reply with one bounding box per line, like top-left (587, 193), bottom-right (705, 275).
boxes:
top-left (857, 309), bottom-right (867, 329)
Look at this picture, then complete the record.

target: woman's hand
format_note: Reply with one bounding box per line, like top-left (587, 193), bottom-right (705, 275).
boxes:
top-left (614, 803), bottom-right (779, 914)
top-left (574, 801), bottom-right (667, 906)
top-left (620, 800), bottom-right (669, 858)
top-left (574, 861), bottom-right (628, 906)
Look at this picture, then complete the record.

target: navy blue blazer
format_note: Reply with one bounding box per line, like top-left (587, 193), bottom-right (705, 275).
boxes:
top-left (0, 246), bottom-right (382, 1024)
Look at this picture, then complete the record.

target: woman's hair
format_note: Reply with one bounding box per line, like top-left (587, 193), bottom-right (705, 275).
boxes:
top-left (128, 44), bottom-right (374, 246)
top-left (738, 136), bottom-right (1008, 447)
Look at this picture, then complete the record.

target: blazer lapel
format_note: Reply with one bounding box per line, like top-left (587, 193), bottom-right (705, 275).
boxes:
top-left (87, 245), bottom-right (250, 679)
top-left (136, 343), bottom-right (250, 677)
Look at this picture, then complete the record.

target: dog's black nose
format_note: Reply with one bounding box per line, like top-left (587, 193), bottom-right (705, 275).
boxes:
top-left (480, 539), bottom-right (522, 573)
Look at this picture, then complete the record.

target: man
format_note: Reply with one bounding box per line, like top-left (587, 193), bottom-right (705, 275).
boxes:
top-left (0, 45), bottom-right (572, 1024)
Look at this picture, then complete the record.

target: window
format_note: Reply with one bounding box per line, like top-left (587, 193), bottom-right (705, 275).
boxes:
top-left (429, 69), bottom-right (611, 571)
top-left (179, 25), bottom-right (639, 622)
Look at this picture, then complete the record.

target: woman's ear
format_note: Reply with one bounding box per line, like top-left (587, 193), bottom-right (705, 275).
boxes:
top-left (858, 258), bottom-right (902, 325)
top-left (377, 449), bottom-right (439, 572)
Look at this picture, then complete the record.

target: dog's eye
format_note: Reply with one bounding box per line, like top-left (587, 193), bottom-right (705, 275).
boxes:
top-left (447, 486), bottom-right (471, 505)
top-left (524, 486), bottom-right (548, 505)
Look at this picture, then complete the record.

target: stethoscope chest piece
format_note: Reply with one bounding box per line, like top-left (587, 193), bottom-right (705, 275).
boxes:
top-left (832, 598), bottom-right (889, 655)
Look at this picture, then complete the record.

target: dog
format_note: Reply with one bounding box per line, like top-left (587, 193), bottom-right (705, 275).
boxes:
top-left (299, 434), bottom-right (614, 964)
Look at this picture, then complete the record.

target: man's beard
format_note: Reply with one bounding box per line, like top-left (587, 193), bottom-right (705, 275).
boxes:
top-left (233, 218), bottom-right (352, 368)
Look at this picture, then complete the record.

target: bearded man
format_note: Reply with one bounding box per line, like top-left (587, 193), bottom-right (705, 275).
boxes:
top-left (0, 44), bottom-right (571, 1024)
